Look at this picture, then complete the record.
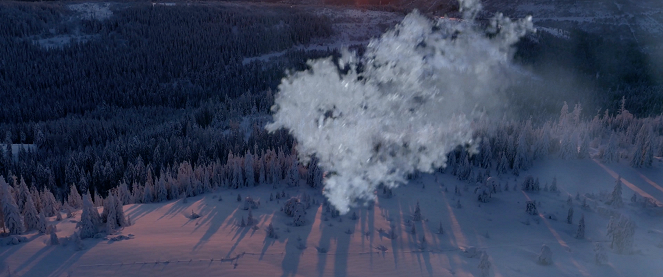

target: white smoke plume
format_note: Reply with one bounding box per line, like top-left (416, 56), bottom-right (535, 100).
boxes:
top-left (266, 1), bottom-right (534, 213)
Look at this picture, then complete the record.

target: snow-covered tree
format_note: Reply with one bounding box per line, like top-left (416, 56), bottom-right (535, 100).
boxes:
top-left (259, 160), bottom-right (266, 185)
top-left (287, 158), bottom-right (299, 187)
top-left (538, 244), bottom-right (553, 265)
top-left (567, 207), bottom-right (574, 224)
top-left (22, 193), bottom-right (40, 231)
top-left (594, 242), bottom-right (608, 265)
top-left (40, 188), bottom-right (59, 217)
top-left (609, 177), bottom-right (623, 208)
top-left (475, 182), bottom-right (492, 203)
top-left (267, 223), bottom-right (277, 238)
top-left (131, 182), bottom-right (143, 204)
top-left (244, 151), bottom-right (255, 187)
top-left (117, 181), bottom-right (131, 205)
top-left (155, 174), bottom-right (168, 202)
top-left (631, 124), bottom-right (654, 168)
top-left (68, 183), bottom-right (82, 209)
top-left (601, 132), bottom-right (619, 163)
top-left (105, 195), bottom-right (118, 232)
top-left (49, 225), bottom-right (59, 245)
top-left (478, 251), bottom-right (491, 277)
top-left (29, 185), bottom-right (42, 214)
top-left (143, 182), bottom-right (153, 203)
top-left (526, 201), bottom-right (537, 215)
top-left (549, 177), bottom-right (558, 192)
top-left (1, 177), bottom-right (25, 235)
top-left (77, 193), bottom-right (98, 239)
top-left (37, 212), bottom-right (47, 234)
top-left (17, 177), bottom-right (31, 213)
top-left (413, 201), bottom-right (422, 221)
top-left (607, 214), bottom-right (635, 254)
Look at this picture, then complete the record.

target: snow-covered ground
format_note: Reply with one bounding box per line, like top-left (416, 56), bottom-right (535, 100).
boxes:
top-left (3, 158), bottom-right (663, 277)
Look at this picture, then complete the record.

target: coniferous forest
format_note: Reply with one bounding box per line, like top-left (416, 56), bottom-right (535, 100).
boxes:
top-left (0, 0), bottom-right (661, 217)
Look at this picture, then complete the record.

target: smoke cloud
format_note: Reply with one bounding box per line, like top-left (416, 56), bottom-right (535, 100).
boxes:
top-left (267, 0), bottom-right (534, 213)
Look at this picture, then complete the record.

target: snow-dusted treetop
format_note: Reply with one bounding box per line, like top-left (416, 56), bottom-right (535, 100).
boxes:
top-left (267, 0), bottom-right (534, 213)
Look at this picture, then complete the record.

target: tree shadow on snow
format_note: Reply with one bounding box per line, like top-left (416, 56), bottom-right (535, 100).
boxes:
top-left (18, 237), bottom-right (102, 277)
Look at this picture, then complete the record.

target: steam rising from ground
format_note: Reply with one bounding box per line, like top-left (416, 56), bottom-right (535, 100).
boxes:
top-left (267, 1), bottom-right (534, 213)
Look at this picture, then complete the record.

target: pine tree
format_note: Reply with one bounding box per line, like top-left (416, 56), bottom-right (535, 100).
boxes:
top-left (602, 132), bottom-right (619, 163)
top-left (609, 177), bottom-right (623, 208)
top-left (478, 251), bottom-right (491, 277)
top-left (607, 214), bottom-right (635, 254)
top-left (118, 182), bottom-right (131, 205)
top-left (155, 174), bottom-right (168, 202)
top-left (49, 225), bottom-right (59, 245)
top-left (1, 177), bottom-right (25, 235)
top-left (549, 177), bottom-right (558, 192)
top-left (114, 195), bottom-right (128, 227)
top-left (287, 158), bottom-right (299, 187)
top-left (30, 185), bottom-right (42, 214)
top-left (413, 201), bottom-right (422, 221)
top-left (576, 214), bottom-right (585, 239)
top-left (77, 193), bottom-right (98, 239)
top-left (105, 194), bottom-right (118, 232)
top-left (247, 209), bottom-right (254, 226)
top-left (40, 188), bottom-right (59, 217)
top-left (244, 151), bottom-right (255, 187)
top-left (37, 212), bottom-right (47, 234)
top-left (259, 160), bottom-right (266, 185)
top-left (23, 193), bottom-right (40, 231)
top-left (17, 177), bottom-right (31, 213)
top-left (594, 242), bottom-right (608, 265)
top-left (143, 183), bottom-right (153, 203)
top-left (68, 184), bottom-right (83, 209)
top-left (538, 244), bottom-right (553, 265)
top-left (631, 124), bottom-right (654, 168)
top-left (567, 207), bottom-right (574, 224)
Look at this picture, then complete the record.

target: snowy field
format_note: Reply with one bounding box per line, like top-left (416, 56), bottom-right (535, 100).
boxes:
top-left (2, 158), bottom-right (663, 277)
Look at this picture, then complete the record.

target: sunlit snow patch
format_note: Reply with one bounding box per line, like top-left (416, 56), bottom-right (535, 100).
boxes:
top-left (267, 1), bottom-right (533, 214)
